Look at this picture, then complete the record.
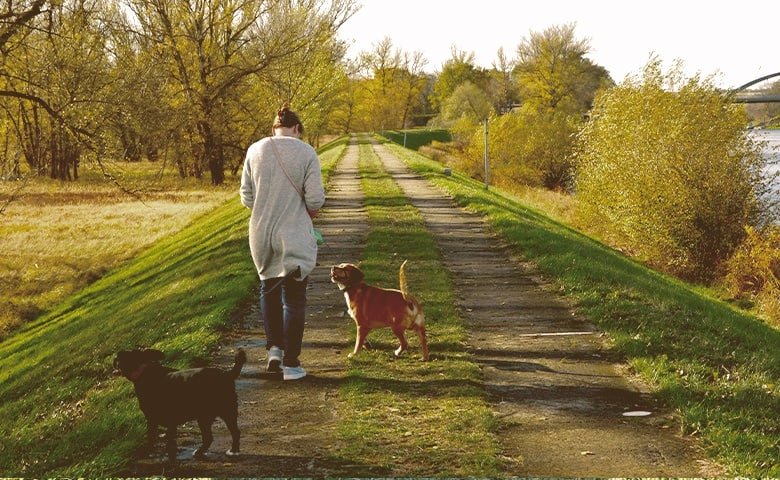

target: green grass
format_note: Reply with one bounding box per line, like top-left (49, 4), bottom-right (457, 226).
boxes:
top-left (0, 139), bottom-right (349, 477)
top-left (331, 137), bottom-right (501, 476)
top-left (317, 134), bottom-right (349, 187)
top-left (386, 140), bottom-right (780, 476)
top-left (381, 128), bottom-right (452, 151)
top-left (0, 200), bottom-right (256, 476)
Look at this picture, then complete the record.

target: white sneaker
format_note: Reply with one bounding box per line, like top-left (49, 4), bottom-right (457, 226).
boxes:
top-left (267, 346), bottom-right (283, 373)
top-left (283, 365), bottom-right (307, 380)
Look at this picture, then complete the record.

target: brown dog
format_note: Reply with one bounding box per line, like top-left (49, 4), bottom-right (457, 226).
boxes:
top-left (331, 260), bottom-right (429, 361)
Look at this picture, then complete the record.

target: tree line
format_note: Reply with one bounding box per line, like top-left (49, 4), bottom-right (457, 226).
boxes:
top-left (1, 2), bottom-right (776, 315)
top-left (0, 3), bottom-right (617, 186)
top-left (0, 0), bottom-right (356, 185)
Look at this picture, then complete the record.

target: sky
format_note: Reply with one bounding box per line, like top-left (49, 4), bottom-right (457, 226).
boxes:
top-left (337, 0), bottom-right (780, 90)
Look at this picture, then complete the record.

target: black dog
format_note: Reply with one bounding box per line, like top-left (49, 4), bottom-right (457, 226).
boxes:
top-left (113, 348), bottom-right (246, 461)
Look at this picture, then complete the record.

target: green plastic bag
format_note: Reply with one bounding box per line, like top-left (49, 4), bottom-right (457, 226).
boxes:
top-left (313, 228), bottom-right (324, 246)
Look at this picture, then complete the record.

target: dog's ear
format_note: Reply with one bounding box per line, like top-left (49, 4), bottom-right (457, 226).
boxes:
top-left (141, 349), bottom-right (165, 363)
top-left (113, 351), bottom-right (130, 370)
top-left (349, 265), bottom-right (364, 283)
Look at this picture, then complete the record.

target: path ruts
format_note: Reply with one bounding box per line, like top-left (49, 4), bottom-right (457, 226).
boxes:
top-left (371, 141), bottom-right (716, 477)
top-left (130, 137), bottom-right (370, 477)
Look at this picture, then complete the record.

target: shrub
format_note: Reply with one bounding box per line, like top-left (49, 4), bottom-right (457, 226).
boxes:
top-left (447, 116), bottom-right (484, 179)
top-left (725, 225), bottom-right (780, 325)
top-left (419, 141), bottom-right (459, 166)
top-left (436, 81), bottom-right (494, 128)
top-left (418, 145), bottom-right (443, 162)
top-left (575, 59), bottom-right (771, 281)
top-left (457, 107), bottom-right (580, 190)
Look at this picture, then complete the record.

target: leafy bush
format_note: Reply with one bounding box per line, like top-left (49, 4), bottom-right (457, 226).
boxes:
top-left (432, 81), bottom-right (494, 129)
top-left (448, 116), bottom-right (484, 177)
top-left (575, 59), bottom-right (771, 281)
top-left (459, 107), bottom-right (580, 190)
top-left (725, 225), bottom-right (780, 325)
top-left (418, 141), bottom-right (459, 165)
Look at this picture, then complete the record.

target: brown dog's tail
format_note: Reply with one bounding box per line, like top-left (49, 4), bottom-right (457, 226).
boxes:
top-left (399, 260), bottom-right (411, 302)
top-left (231, 348), bottom-right (247, 379)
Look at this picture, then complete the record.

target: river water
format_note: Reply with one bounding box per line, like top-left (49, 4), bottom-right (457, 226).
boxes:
top-left (751, 129), bottom-right (780, 200)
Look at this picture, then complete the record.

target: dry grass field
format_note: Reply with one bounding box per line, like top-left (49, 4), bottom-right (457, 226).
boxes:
top-left (0, 160), bottom-right (236, 337)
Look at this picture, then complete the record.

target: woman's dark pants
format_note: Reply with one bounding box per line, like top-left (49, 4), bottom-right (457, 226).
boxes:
top-left (260, 275), bottom-right (308, 368)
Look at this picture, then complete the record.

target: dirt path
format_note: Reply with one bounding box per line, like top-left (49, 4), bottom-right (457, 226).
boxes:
top-left (129, 136), bottom-right (720, 477)
top-left (130, 137), bottom-right (377, 477)
top-left (371, 142), bottom-right (721, 477)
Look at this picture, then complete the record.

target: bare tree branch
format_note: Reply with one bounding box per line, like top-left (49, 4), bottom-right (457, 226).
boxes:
top-left (0, 0), bottom-right (47, 54)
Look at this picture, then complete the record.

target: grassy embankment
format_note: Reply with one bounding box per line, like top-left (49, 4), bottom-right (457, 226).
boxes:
top-left (383, 133), bottom-right (780, 477)
top-left (0, 139), bottom-right (347, 477)
top-left (331, 138), bottom-right (501, 476)
top-left (0, 162), bottom-right (235, 338)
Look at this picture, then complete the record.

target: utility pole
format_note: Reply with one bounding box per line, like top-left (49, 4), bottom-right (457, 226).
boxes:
top-left (484, 117), bottom-right (490, 189)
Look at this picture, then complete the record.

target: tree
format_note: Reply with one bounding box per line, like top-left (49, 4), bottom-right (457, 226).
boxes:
top-left (0, 1), bottom-right (57, 175)
top-left (122, 0), bottom-right (356, 184)
top-left (0, 0), bottom-right (48, 56)
top-left (353, 37), bottom-right (428, 131)
top-left (487, 47), bottom-right (519, 114)
top-left (515, 23), bottom-right (612, 116)
top-left (448, 23), bottom-right (612, 192)
top-left (575, 59), bottom-right (773, 281)
top-left (0, 0), bottom-right (114, 180)
top-left (437, 81), bottom-right (493, 127)
top-left (444, 25), bottom-right (611, 192)
top-left (430, 47), bottom-right (488, 111)
top-left (328, 60), bottom-right (361, 134)
top-left (397, 50), bottom-right (428, 128)
top-left (102, 3), bottom-right (174, 164)
top-left (355, 38), bottom-right (402, 130)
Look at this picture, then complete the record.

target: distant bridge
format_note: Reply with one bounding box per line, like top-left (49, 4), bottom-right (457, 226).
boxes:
top-left (731, 72), bottom-right (780, 103)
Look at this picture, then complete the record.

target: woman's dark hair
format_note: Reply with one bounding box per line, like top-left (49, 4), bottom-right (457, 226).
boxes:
top-left (273, 102), bottom-right (304, 134)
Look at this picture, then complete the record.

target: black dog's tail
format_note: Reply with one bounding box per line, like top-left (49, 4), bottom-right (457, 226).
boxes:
top-left (231, 348), bottom-right (247, 379)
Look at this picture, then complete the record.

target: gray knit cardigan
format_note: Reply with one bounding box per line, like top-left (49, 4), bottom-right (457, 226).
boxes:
top-left (239, 136), bottom-right (325, 281)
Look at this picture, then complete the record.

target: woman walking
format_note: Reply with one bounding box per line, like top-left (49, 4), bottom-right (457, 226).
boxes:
top-left (239, 104), bottom-right (325, 380)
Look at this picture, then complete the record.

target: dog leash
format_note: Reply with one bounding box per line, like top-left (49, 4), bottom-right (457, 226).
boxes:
top-left (269, 138), bottom-right (328, 250)
top-left (269, 137), bottom-right (305, 199)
